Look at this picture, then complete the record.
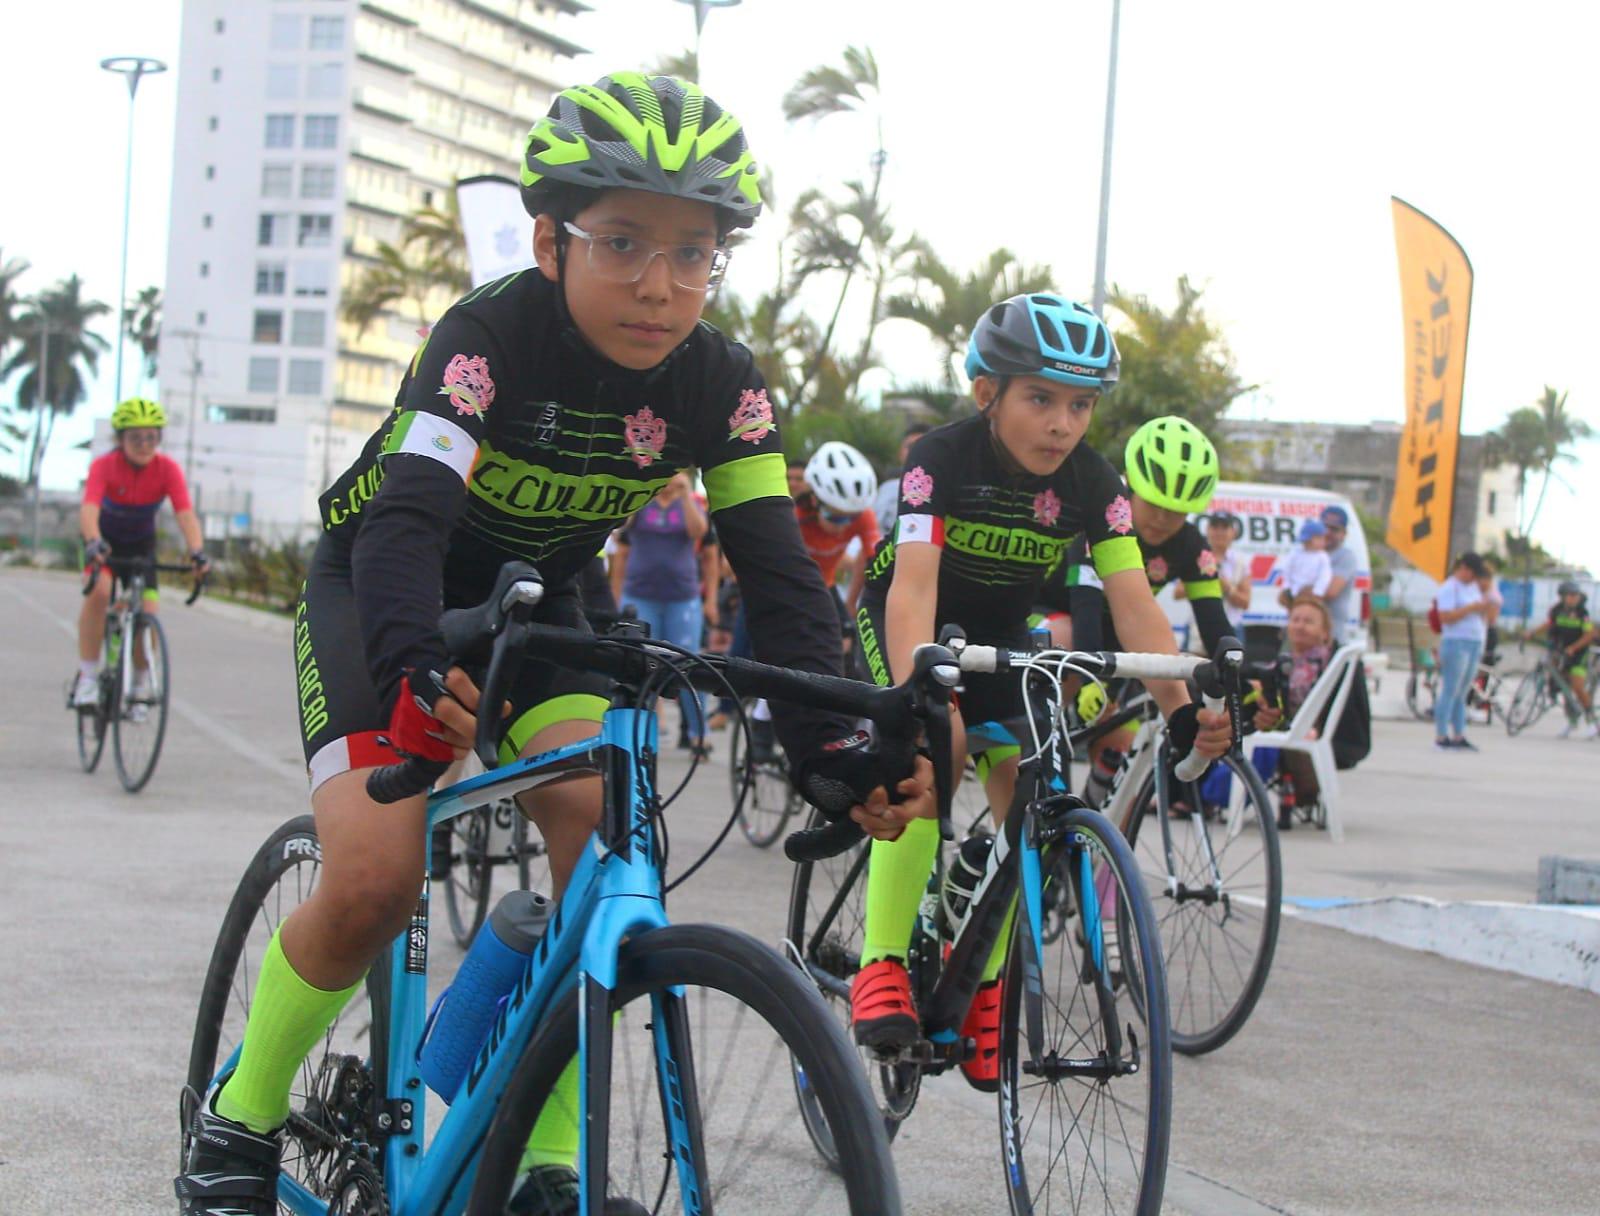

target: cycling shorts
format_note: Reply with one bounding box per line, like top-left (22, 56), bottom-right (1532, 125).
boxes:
top-left (1556, 649), bottom-right (1589, 679)
top-left (296, 533), bottom-right (608, 793)
top-left (85, 536), bottom-right (159, 600)
top-left (854, 590), bottom-right (1031, 745)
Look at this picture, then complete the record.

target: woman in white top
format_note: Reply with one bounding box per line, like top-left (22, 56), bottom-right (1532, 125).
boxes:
top-left (1434, 552), bottom-right (1492, 750)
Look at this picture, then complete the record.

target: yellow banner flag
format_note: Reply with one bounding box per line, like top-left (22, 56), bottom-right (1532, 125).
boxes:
top-left (1388, 197), bottom-right (1473, 581)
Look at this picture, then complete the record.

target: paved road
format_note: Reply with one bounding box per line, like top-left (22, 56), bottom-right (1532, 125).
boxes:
top-left (3, 567), bottom-right (1598, 1215)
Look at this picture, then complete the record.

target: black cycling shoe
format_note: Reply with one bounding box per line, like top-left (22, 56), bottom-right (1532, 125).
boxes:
top-left (174, 1077), bottom-right (283, 1216)
top-left (508, 1164), bottom-right (649, 1216)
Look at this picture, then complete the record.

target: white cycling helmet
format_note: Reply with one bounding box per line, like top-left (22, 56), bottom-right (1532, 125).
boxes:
top-left (804, 441), bottom-right (878, 515)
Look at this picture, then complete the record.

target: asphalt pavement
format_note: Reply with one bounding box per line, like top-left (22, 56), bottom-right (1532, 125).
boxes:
top-left (3, 566), bottom-right (1598, 1215)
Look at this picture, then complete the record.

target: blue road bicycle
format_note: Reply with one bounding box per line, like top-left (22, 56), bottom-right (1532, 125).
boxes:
top-left (182, 562), bottom-right (936, 1214)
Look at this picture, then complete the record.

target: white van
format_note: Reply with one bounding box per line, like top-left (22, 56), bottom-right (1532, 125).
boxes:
top-left (1159, 481), bottom-right (1372, 653)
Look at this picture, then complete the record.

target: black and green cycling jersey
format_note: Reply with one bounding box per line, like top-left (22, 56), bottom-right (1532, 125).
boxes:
top-left (1047, 520), bottom-right (1230, 656)
top-left (860, 413), bottom-right (1142, 639)
top-left (318, 268), bottom-right (851, 756)
top-left (1547, 601), bottom-right (1592, 653)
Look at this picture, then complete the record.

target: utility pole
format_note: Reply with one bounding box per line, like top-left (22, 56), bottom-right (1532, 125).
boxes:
top-left (1090, 0), bottom-right (1122, 318)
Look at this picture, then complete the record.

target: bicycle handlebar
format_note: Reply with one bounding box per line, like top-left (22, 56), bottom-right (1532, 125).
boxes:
top-left (83, 557), bottom-right (208, 605)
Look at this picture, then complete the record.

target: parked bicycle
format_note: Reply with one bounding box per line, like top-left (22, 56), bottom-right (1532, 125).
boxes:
top-left (726, 696), bottom-right (805, 847)
top-left (183, 561), bottom-right (915, 1214)
top-left (70, 553), bottom-right (204, 792)
top-left (788, 638), bottom-right (1246, 1215)
top-left (1407, 647), bottom-right (1505, 726)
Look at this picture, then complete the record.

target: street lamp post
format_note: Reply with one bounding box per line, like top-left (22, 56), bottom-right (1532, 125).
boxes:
top-left (1090, 0), bottom-right (1121, 318)
top-left (100, 55), bottom-right (168, 406)
top-left (670, 0), bottom-right (741, 74)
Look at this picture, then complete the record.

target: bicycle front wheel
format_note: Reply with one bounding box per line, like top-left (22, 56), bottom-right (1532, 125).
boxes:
top-left (113, 611), bottom-right (170, 792)
top-left (184, 816), bottom-right (390, 1207)
top-left (1505, 668), bottom-right (1547, 736)
top-left (468, 923), bottom-right (901, 1215)
top-left (1125, 754), bottom-right (1281, 1055)
top-left (999, 806), bottom-right (1171, 1216)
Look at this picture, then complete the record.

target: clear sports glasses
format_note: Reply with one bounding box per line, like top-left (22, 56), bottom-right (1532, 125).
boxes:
top-left (563, 222), bottom-right (730, 292)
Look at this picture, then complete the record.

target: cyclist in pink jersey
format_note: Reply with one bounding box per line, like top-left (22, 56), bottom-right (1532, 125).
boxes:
top-left (74, 397), bottom-right (208, 707)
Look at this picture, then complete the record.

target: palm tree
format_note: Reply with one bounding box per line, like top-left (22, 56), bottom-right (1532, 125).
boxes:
top-left (125, 285), bottom-right (161, 384)
top-left (885, 244), bottom-right (1056, 387)
top-left (0, 247), bottom-right (30, 359)
top-left (1489, 386), bottom-right (1591, 541)
top-left (782, 46), bottom-right (888, 410)
top-left (342, 197), bottom-right (471, 338)
top-left (3, 275), bottom-right (112, 545)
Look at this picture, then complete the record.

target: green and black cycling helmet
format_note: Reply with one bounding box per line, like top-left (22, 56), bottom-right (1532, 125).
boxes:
top-left (520, 72), bottom-right (762, 235)
top-left (1125, 416), bottom-right (1219, 514)
top-left (111, 396), bottom-right (166, 431)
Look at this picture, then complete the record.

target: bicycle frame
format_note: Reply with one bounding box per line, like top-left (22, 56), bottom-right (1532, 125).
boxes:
top-left (225, 701), bottom-right (700, 1216)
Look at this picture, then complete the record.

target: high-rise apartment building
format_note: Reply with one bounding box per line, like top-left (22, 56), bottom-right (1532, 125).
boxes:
top-left (157, 0), bottom-right (585, 542)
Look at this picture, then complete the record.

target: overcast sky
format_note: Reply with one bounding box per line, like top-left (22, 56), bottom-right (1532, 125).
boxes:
top-left (5, 0), bottom-right (1597, 565)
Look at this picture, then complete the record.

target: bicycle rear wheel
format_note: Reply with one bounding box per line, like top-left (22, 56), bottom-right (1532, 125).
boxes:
top-left (1505, 669), bottom-right (1548, 736)
top-left (999, 806), bottom-right (1171, 1216)
top-left (786, 809), bottom-right (918, 1165)
top-left (1405, 669), bottom-right (1436, 721)
top-left (730, 701), bottom-right (801, 848)
top-left (113, 610), bottom-right (170, 792)
top-left (184, 816), bottom-right (390, 1208)
top-left (1124, 754), bottom-right (1281, 1055)
top-left (467, 923), bottom-right (901, 1215)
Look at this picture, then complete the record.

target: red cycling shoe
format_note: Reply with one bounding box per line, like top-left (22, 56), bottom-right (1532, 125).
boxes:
top-left (850, 958), bottom-right (918, 1053)
top-left (959, 978), bottom-right (1003, 1092)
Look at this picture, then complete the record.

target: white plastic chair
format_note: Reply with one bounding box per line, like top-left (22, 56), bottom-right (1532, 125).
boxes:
top-left (1240, 641), bottom-right (1366, 843)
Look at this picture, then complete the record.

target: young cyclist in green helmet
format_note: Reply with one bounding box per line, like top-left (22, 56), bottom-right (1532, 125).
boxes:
top-left (1044, 416), bottom-right (1232, 807)
top-left (176, 73), bottom-right (923, 1216)
top-left (1530, 580), bottom-right (1599, 737)
top-left (849, 295), bottom-right (1232, 1089)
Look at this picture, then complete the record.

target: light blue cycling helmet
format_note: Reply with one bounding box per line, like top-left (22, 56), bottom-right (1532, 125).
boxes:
top-left (964, 293), bottom-right (1120, 391)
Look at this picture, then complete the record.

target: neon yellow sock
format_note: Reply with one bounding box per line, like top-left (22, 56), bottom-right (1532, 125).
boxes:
top-left (981, 895), bottom-right (1017, 983)
top-left (214, 931), bottom-right (362, 1133)
top-left (520, 1053), bottom-right (581, 1170)
top-left (860, 817), bottom-right (941, 966)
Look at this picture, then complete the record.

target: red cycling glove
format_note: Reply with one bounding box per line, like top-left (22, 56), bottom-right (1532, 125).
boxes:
top-left (384, 672), bottom-right (456, 762)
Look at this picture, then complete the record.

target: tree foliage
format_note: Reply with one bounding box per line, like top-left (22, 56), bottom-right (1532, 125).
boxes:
top-left (342, 196), bottom-right (472, 337)
top-left (1091, 276), bottom-right (1253, 458)
top-left (1486, 385), bottom-right (1590, 545)
top-left (125, 285), bottom-right (161, 383)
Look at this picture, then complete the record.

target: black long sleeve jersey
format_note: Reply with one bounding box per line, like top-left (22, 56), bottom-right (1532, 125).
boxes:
top-left (317, 269), bottom-right (851, 757)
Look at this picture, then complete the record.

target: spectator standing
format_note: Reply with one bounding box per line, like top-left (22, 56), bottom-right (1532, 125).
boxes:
top-left (1433, 552), bottom-right (1491, 751)
top-left (1318, 506), bottom-right (1361, 641)
top-left (610, 473), bottom-right (713, 757)
top-left (1278, 517), bottom-right (1333, 604)
top-left (872, 424), bottom-right (931, 536)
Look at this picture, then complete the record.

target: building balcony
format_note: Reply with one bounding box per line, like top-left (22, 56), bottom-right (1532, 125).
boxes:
top-left (359, 0), bottom-right (419, 26)
top-left (353, 85), bottom-right (413, 123)
top-left (349, 134), bottom-right (413, 172)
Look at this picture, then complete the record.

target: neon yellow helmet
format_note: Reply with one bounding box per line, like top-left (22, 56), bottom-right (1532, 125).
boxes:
top-left (111, 396), bottom-right (166, 431)
top-left (520, 72), bottom-right (762, 232)
top-left (1124, 416), bottom-right (1219, 514)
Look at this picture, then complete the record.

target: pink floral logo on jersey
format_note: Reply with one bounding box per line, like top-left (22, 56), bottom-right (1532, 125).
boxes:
top-left (623, 407), bottom-right (667, 468)
top-left (728, 388), bottom-right (776, 444)
top-left (1146, 556), bottom-right (1170, 583)
top-left (437, 353), bottom-right (496, 418)
top-left (901, 465), bottom-right (934, 508)
top-left (1197, 548), bottom-right (1219, 577)
top-left (1105, 494), bottom-right (1133, 535)
top-left (1033, 488), bottom-right (1061, 528)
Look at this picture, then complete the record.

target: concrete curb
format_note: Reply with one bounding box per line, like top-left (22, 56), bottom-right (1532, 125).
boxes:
top-left (193, 594), bottom-right (294, 638)
top-left (1284, 895), bottom-right (1600, 994)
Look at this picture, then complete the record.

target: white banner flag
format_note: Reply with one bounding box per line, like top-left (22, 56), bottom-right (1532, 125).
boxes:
top-left (456, 174), bottom-right (535, 288)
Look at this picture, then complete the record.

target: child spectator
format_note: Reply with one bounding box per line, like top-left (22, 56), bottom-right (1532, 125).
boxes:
top-left (1278, 517), bottom-right (1333, 605)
